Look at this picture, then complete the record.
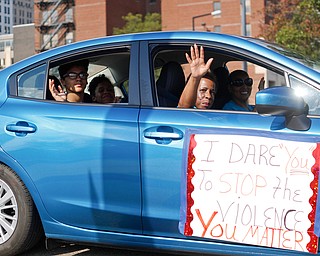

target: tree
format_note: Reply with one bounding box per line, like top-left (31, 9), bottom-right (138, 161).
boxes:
top-left (261, 0), bottom-right (320, 63)
top-left (113, 12), bottom-right (161, 35)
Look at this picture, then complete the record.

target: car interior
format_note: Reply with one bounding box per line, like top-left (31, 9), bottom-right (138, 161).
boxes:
top-left (152, 45), bottom-right (287, 109)
top-left (16, 43), bottom-right (288, 112)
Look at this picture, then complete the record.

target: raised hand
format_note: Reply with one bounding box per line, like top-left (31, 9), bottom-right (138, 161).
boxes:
top-left (185, 44), bottom-right (213, 79)
top-left (48, 79), bottom-right (67, 102)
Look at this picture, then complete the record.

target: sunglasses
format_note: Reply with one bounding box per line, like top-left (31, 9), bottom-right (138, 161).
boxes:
top-left (63, 72), bottom-right (88, 80)
top-left (230, 78), bottom-right (253, 87)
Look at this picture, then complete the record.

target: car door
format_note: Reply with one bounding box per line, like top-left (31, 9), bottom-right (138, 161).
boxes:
top-left (0, 42), bottom-right (142, 234)
top-left (138, 39), bottom-right (320, 251)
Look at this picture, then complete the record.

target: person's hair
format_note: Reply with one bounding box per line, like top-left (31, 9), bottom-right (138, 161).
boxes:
top-left (228, 70), bottom-right (249, 84)
top-left (193, 69), bottom-right (218, 94)
top-left (185, 69), bottom-right (217, 89)
top-left (58, 59), bottom-right (89, 78)
top-left (88, 74), bottom-right (113, 97)
top-left (203, 69), bottom-right (217, 87)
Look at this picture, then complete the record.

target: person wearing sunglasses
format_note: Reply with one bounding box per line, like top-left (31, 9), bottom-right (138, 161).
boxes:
top-left (49, 59), bottom-right (92, 103)
top-left (178, 44), bottom-right (217, 109)
top-left (223, 70), bottom-right (264, 111)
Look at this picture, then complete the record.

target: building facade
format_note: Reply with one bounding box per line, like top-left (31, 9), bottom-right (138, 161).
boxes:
top-left (161, 0), bottom-right (268, 104)
top-left (0, 33), bottom-right (13, 68)
top-left (161, 0), bottom-right (265, 37)
top-left (13, 23), bottom-right (35, 63)
top-left (0, 0), bottom-right (34, 35)
top-left (34, 0), bottom-right (161, 52)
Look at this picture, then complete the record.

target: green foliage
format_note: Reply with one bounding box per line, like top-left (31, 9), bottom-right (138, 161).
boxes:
top-left (113, 12), bottom-right (161, 35)
top-left (262, 0), bottom-right (320, 63)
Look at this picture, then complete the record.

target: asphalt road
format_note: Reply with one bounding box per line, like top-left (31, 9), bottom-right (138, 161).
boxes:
top-left (23, 241), bottom-right (178, 256)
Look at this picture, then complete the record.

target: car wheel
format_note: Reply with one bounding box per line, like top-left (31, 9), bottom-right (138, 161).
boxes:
top-left (0, 164), bottom-right (43, 256)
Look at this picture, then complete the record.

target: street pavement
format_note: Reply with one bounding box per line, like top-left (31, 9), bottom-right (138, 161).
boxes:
top-left (23, 241), bottom-right (177, 256)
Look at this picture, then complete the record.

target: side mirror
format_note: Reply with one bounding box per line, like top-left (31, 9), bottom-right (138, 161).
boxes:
top-left (255, 86), bottom-right (310, 131)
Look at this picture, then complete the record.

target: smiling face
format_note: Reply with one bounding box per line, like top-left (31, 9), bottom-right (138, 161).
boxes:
top-left (228, 71), bottom-right (252, 106)
top-left (195, 77), bottom-right (215, 109)
top-left (61, 65), bottom-right (88, 94)
top-left (93, 80), bottom-right (115, 104)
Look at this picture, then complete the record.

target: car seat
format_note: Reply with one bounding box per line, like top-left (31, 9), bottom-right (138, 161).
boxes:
top-left (212, 66), bottom-right (231, 109)
top-left (156, 61), bottom-right (186, 107)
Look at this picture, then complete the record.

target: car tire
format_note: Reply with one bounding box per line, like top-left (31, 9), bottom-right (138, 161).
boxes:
top-left (0, 164), bottom-right (44, 256)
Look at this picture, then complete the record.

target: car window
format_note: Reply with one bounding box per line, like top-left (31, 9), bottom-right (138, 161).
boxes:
top-left (152, 45), bottom-right (286, 110)
top-left (290, 75), bottom-right (320, 115)
top-left (48, 49), bottom-right (130, 104)
top-left (225, 61), bottom-right (286, 106)
top-left (17, 64), bottom-right (46, 99)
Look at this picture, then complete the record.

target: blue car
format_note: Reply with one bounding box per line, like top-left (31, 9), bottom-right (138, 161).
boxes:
top-left (0, 31), bottom-right (320, 256)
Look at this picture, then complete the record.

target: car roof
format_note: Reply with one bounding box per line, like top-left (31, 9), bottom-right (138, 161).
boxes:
top-left (2, 31), bottom-right (320, 83)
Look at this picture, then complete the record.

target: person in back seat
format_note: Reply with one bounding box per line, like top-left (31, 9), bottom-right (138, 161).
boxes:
top-left (88, 74), bottom-right (116, 104)
top-left (178, 44), bottom-right (217, 109)
top-left (49, 59), bottom-right (92, 103)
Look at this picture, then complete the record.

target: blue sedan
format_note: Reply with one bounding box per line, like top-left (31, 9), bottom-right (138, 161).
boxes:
top-left (0, 31), bottom-right (320, 256)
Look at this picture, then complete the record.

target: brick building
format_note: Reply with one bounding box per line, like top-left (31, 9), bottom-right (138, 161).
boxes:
top-left (33, 0), bottom-right (161, 52)
top-left (161, 0), bottom-right (268, 104)
top-left (161, 0), bottom-right (265, 37)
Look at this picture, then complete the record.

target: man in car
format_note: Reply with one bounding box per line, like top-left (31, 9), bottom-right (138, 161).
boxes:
top-left (49, 59), bottom-right (92, 103)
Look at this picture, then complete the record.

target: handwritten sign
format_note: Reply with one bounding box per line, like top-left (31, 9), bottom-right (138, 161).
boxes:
top-left (182, 132), bottom-right (319, 253)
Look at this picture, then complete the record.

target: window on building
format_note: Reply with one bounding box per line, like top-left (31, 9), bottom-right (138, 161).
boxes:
top-left (213, 1), bottom-right (221, 12)
top-left (246, 0), bottom-right (251, 14)
top-left (66, 31), bottom-right (73, 45)
top-left (246, 23), bottom-right (251, 36)
top-left (213, 25), bottom-right (221, 33)
top-left (65, 8), bottom-right (73, 22)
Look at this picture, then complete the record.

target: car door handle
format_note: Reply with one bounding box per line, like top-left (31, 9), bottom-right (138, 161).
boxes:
top-left (6, 121), bottom-right (37, 136)
top-left (144, 131), bottom-right (182, 139)
top-left (144, 126), bottom-right (183, 144)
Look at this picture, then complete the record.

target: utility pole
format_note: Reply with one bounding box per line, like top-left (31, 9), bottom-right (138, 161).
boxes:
top-left (240, 0), bottom-right (247, 72)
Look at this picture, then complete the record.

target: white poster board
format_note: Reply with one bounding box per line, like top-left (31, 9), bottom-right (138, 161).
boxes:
top-left (182, 132), bottom-right (319, 253)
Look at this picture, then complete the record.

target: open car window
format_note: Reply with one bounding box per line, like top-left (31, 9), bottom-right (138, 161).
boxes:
top-left (48, 50), bottom-right (130, 104)
top-left (15, 47), bottom-right (131, 105)
top-left (151, 44), bottom-right (287, 111)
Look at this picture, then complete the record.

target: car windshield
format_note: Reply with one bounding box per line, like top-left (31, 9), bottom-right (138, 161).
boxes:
top-left (247, 37), bottom-right (320, 72)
